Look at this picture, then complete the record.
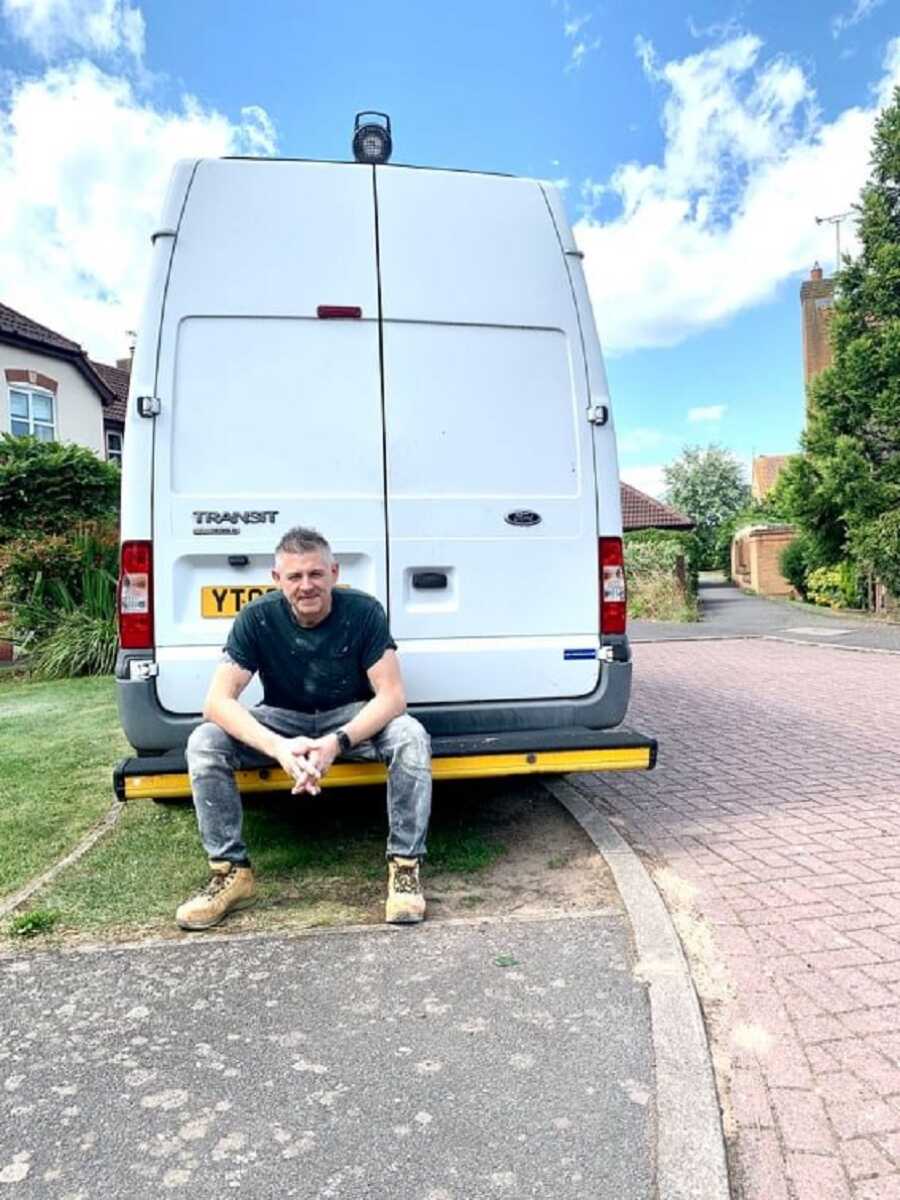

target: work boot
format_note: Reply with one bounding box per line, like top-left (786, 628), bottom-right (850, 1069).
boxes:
top-left (175, 860), bottom-right (256, 931)
top-left (385, 856), bottom-right (426, 925)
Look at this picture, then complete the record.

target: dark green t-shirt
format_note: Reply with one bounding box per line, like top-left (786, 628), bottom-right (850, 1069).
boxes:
top-left (224, 588), bottom-right (396, 713)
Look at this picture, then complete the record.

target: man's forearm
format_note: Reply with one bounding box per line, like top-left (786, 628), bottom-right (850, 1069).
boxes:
top-left (205, 697), bottom-right (282, 757)
top-left (342, 689), bottom-right (406, 747)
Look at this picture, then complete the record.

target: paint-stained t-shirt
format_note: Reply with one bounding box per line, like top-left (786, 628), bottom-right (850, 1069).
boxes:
top-left (224, 588), bottom-right (397, 713)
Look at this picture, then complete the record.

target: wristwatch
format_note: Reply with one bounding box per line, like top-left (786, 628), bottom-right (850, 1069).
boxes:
top-left (335, 727), bottom-right (353, 755)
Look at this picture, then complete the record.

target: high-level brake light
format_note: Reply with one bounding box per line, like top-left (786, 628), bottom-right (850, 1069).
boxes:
top-left (118, 540), bottom-right (153, 649)
top-left (599, 537), bottom-right (627, 636)
top-left (352, 112), bottom-right (393, 164)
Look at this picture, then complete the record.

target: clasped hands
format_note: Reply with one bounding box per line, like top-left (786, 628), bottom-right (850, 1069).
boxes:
top-left (272, 733), bottom-right (340, 796)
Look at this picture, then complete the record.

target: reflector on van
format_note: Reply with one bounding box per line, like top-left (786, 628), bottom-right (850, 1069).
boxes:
top-left (316, 305), bottom-right (362, 319)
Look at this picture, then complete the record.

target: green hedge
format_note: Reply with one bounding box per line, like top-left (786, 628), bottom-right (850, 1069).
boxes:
top-left (0, 434), bottom-right (120, 540)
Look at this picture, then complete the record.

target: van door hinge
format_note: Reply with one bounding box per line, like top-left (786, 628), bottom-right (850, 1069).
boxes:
top-left (587, 404), bottom-right (608, 426)
top-left (137, 395), bottom-right (161, 417)
top-left (129, 660), bottom-right (159, 681)
top-left (599, 645), bottom-right (615, 663)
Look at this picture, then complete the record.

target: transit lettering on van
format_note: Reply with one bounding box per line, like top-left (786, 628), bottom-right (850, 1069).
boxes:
top-left (192, 510), bottom-right (279, 526)
top-left (112, 142), bottom-right (657, 798)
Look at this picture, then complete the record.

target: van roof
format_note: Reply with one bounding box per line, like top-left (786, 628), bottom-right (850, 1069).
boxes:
top-left (220, 156), bottom-right (516, 180)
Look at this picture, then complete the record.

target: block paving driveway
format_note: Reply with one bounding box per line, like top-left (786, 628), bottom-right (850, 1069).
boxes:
top-left (578, 635), bottom-right (900, 1200)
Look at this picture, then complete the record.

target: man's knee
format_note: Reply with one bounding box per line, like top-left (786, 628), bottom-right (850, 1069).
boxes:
top-left (186, 721), bottom-right (235, 774)
top-left (384, 714), bottom-right (431, 767)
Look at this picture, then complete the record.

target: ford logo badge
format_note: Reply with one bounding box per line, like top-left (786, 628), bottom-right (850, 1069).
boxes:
top-left (505, 510), bottom-right (542, 527)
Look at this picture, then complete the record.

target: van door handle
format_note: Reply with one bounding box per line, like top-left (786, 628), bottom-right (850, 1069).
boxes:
top-left (412, 571), bottom-right (448, 590)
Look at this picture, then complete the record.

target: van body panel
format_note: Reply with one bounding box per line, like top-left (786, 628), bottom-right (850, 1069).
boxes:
top-left (149, 162), bottom-right (388, 714)
top-left (375, 167), bottom-right (598, 697)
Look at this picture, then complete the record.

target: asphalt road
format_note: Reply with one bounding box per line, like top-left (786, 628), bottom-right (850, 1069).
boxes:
top-left (631, 575), bottom-right (900, 652)
top-left (1, 915), bottom-right (654, 1200)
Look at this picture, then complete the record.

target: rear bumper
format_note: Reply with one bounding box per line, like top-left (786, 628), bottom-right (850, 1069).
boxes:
top-left (114, 725), bottom-right (657, 801)
top-left (115, 643), bottom-right (633, 753)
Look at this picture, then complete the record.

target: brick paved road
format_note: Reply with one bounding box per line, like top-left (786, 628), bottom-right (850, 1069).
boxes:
top-left (575, 640), bottom-right (900, 1200)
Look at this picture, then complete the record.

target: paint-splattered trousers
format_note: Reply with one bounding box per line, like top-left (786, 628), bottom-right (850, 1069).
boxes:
top-left (185, 702), bottom-right (432, 866)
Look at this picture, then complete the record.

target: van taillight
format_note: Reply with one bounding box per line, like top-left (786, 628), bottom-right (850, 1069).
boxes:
top-left (118, 541), bottom-right (153, 650)
top-left (599, 537), bottom-right (626, 636)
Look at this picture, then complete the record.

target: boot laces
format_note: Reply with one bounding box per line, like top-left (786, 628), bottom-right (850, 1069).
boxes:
top-left (392, 863), bottom-right (420, 895)
top-left (201, 869), bottom-right (234, 899)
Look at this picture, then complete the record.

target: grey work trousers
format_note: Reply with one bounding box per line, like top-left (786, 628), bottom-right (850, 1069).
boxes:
top-left (185, 702), bottom-right (432, 865)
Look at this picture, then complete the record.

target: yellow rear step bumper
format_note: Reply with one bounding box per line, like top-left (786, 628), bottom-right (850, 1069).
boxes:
top-left (118, 743), bottom-right (654, 801)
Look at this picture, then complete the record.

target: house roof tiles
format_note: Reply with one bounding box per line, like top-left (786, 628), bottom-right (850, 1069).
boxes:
top-left (0, 299), bottom-right (117, 408)
top-left (89, 360), bottom-right (129, 423)
top-left (0, 301), bottom-right (82, 353)
top-left (621, 482), bottom-right (694, 531)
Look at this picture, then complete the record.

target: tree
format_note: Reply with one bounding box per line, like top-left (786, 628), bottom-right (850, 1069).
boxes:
top-left (794, 87), bottom-right (900, 595)
top-left (663, 444), bottom-right (750, 569)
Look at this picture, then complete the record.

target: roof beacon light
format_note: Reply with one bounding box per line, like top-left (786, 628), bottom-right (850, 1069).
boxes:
top-left (352, 112), bottom-right (392, 164)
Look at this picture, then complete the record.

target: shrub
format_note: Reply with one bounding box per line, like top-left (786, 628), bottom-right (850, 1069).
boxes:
top-left (806, 562), bottom-right (862, 610)
top-left (628, 571), bottom-right (700, 622)
top-left (0, 434), bottom-right (120, 539)
top-left (27, 608), bottom-right (117, 678)
top-left (852, 510), bottom-right (900, 599)
top-left (0, 528), bottom-right (119, 676)
top-left (0, 523), bottom-right (118, 607)
top-left (625, 529), bottom-right (700, 595)
top-left (778, 534), bottom-right (824, 598)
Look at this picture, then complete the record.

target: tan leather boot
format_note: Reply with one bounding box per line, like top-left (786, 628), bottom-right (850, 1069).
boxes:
top-left (385, 856), bottom-right (426, 924)
top-left (175, 861), bottom-right (256, 931)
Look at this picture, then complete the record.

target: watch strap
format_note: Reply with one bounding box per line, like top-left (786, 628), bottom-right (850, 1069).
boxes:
top-left (335, 727), bottom-right (352, 754)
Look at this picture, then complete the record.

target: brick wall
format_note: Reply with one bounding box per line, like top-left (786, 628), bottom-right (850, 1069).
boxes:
top-left (732, 525), bottom-right (797, 597)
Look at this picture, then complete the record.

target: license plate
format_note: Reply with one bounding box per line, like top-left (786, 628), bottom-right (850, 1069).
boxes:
top-left (201, 584), bottom-right (277, 617)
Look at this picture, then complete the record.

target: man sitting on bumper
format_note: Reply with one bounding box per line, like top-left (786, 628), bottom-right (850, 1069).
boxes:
top-left (176, 525), bottom-right (431, 931)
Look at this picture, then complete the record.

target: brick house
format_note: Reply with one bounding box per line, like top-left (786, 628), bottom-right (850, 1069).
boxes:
top-left (1, 302), bottom-right (128, 463)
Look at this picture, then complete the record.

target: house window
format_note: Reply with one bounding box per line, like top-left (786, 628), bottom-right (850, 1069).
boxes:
top-left (106, 430), bottom-right (123, 466)
top-left (9, 386), bottom-right (56, 440)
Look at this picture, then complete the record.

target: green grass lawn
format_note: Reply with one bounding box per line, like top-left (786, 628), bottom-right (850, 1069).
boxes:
top-left (0, 673), bottom-right (129, 897)
top-left (1, 674), bottom-right (506, 941)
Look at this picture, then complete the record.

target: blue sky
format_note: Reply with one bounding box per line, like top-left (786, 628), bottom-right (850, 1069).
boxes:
top-left (1, 0), bottom-right (898, 496)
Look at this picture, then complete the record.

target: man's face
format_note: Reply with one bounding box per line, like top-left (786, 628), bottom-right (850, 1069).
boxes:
top-left (272, 549), bottom-right (339, 627)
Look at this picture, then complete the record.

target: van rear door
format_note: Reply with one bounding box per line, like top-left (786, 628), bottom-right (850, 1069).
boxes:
top-left (151, 160), bottom-right (386, 715)
top-left (375, 168), bottom-right (598, 704)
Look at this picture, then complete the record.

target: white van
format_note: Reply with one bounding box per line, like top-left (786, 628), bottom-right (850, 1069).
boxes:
top-left (114, 151), bottom-right (655, 799)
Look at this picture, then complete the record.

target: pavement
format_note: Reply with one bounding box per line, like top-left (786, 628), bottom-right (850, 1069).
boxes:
top-left (579, 589), bottom-right (900, 1200)
top-left (1, 915), bottom-right (656, 1199)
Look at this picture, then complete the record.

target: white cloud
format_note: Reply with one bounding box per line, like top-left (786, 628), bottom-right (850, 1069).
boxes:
top-left (564, 12), bottom-right (591, 38)
top-left (831, 0), bottom-right (884, 40)
top-left (688, 405), bottom-right (726, 422)
top-left (561, 5), bottom-right (600, 72)
top-left (2, 0), bottom-right (145, 59)
top-left (620, 465), bottom-right (667, 500)
top-left (0, 61), bottom-right (277, 360)
top-left (576, 34), bottom-right (900, 355)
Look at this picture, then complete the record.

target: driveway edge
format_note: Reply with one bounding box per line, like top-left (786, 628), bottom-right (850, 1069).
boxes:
top-left (545, 778), bottom-right (731, 1200)
top-left (0, 800), bottom-right (122, 921)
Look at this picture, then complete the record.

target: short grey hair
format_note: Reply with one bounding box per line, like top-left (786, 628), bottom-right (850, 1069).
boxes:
top-left (275, 526), bottom-right (333, 565)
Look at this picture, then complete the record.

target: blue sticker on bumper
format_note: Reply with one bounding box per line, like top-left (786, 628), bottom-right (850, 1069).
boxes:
top-left (564, 648), bottom-right (598, 660)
